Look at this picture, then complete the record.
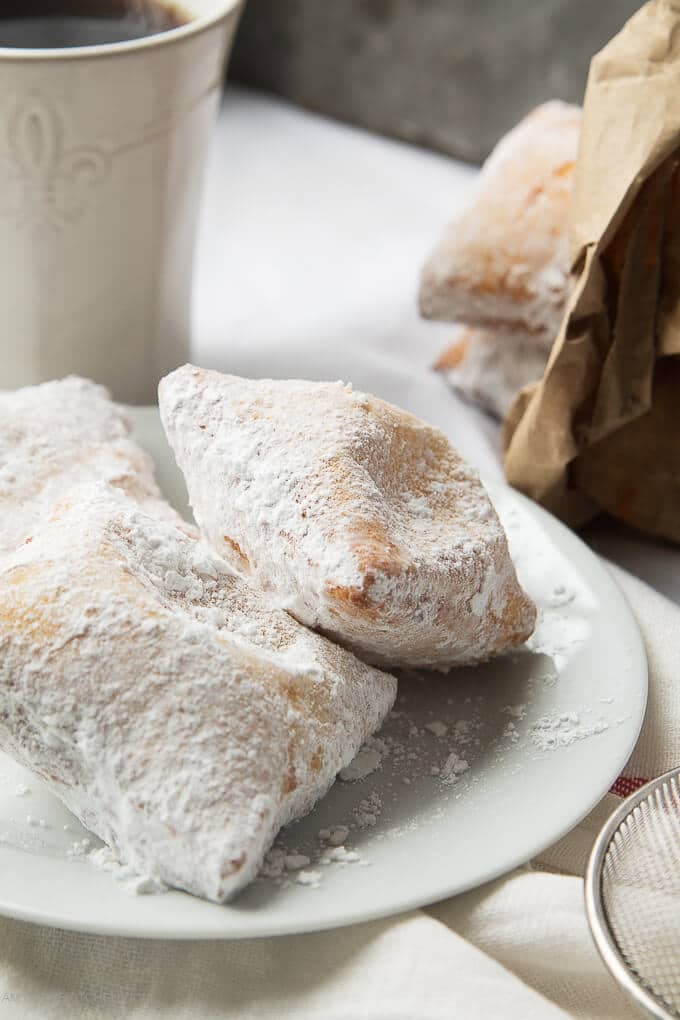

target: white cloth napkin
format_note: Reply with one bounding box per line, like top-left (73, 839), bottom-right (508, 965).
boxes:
top-left (2, 88), bottom-right (679, 1020)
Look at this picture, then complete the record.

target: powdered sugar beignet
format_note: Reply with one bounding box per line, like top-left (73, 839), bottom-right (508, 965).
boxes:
top-left (0, 375), bottom-right (182, 552)
top-left (435, 327), bottom-right (551, 420)
top-left (0, 380), bottom-right (396, 902)
top-left (159, 366), bottom-right (536, 669)
top-left (420, 101), bottom-right (580, 336)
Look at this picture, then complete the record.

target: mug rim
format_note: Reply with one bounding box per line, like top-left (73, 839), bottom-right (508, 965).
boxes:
top-left (0, 0), bottom-right (243, 61)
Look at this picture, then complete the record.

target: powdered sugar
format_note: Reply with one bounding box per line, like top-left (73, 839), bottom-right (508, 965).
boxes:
top-left (90, 846), bottom-right (167, 896)
top-left (295, 870), bottom-right (322, 887)
top-left (531, 712), bottom-right (609, 751)
top-left (437, 327), bottom-right (552, 420)
top-left (353, 792), bottom-right (383, 829)
top-left (424, 721), bottom-right (448, 738)
top-left (326, 827), bottom-right (349, 846)
top-left (441, 752), bottom-right (470, 785)
top-left (338, 737), bottom-right (388, 781)
top-left (259, 836), bottom-right (367, 885)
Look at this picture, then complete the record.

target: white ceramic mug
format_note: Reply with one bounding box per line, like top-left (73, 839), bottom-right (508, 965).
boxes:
top-left (0, 1), bottom-right (243, 403)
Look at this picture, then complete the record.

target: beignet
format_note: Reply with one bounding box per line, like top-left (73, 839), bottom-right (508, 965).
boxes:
top-left (420, 101), bottom-right (580, 335)
top-left (0, 380), bottom-right (396, 901)
top-left (0, 375), bottom-right (181, 550)
top-left (435, 327), bottom-right (551, 419)
top-left (160, 366), bottom-right (536, 669)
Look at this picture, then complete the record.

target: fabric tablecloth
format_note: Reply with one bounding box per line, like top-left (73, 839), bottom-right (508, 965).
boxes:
top-left (2, 87), bottom-right (679, 1020)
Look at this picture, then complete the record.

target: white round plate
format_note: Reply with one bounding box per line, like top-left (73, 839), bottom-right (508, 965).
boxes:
top-left (0, 408), bottom-right (647, 939)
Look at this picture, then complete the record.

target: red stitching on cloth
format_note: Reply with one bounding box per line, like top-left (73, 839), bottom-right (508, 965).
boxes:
top-left (610, 776), bottom-right (650, 797)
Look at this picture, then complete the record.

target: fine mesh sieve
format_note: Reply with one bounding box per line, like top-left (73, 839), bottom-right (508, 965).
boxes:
top-left (585, 767), bottom-right (680, 1020)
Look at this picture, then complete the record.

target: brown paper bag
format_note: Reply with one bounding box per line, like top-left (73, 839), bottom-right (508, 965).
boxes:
top-left (504, 0), bottom-right (680, 543)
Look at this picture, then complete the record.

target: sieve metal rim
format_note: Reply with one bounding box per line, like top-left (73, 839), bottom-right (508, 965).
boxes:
top-left (585, 766), bottom-right (680, 1020)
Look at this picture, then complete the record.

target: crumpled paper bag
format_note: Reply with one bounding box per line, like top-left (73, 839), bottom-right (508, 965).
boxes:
top-left (503, 0), bottom-right (680, 543)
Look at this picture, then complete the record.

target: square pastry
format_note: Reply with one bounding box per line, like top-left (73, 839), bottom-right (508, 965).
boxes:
top-left (160, 366), bottom-right (536, 670)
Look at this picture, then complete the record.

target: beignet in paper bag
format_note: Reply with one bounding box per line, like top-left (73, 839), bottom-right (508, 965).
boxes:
top-left (420, 101), bottom-right (580, 337)
top-left (504, 0), bottom-right (680, 544)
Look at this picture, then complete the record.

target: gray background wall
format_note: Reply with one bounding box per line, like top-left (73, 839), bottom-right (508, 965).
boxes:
top-left (229, 0), bottom-right (643, 163)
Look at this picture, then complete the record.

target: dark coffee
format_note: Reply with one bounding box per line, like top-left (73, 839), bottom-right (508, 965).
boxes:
top-left (0, 1), bottom-right (189, 48)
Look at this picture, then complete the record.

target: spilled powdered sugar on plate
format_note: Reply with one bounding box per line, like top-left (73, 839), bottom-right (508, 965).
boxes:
top-left (0, 483), bottom-right (632, 899)
top-left (246, 485), bottom-right (628, 893)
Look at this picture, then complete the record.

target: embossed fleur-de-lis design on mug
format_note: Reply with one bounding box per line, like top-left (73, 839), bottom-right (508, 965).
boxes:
top-left (0, 95), bottom-right (111, 231)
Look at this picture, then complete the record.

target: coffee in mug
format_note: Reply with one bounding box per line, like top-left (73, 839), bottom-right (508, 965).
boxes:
top-left (0, 0), bottom-right (243, 403)
top-left (0, 1), bottom-right (189, 49)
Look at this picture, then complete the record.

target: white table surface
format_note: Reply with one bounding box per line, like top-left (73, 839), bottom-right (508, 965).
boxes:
top-left (192, 86), bottom-right (680, 606)
top-left (0, 86), bottom-right (672, 1020)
